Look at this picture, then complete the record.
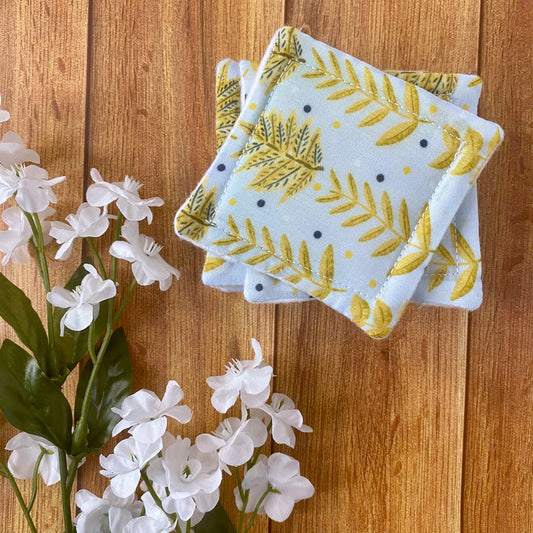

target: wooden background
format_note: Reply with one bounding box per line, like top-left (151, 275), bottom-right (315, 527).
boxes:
top-left (0, 0), bottom-right (531, 531)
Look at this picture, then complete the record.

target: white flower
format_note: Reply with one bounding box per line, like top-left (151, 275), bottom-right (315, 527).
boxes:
top-left (50, 203), bottom-right (109, 260)
top-left (253, 393), bottom-right (312, 448)
top-left (196, 412), bottom-right (267, 472)
top-left (147, 436), bottom-right (221, 522)
top-left (109, 221), bottom-right (179, 291)
top-left (112, 381), bottom-right (192, 444)
top-left (122, 493), bottom-right (177, 533)
top-left (0, 206), bottom-right (54, 265)
top-left (0, 132), bottom-right (39, 167)
top-left (74, 486), bottom-right (143, 533)
top-left (235, 453), bottom-right (314, 522)
top-left (0, 98), bottom-right (9, 123)
top-left (206, 339), bottom-right (273, 413)
top-left (46, 264), bottom-right (116, 335)
top-left (0, 164), bottom-right (65, 212)
top-left (5, 432), bottom-right (62, 485)
top-left (87, 168), bottom-right (164, 223)
top-left (100, 437), bottom-right (163, 498)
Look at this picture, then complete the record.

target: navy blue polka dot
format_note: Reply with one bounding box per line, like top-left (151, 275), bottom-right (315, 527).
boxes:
top-left (303, 104), bottom-right (312, 113)
top-left (255, 283), bottom-right (263, 292)
top-left (420, 139), bottom-right (428, 147)
top-left (376, 173), bottom-right (385, 183)
top-left (313, 231), bottom-right (322, 239)
top-left (217, 163), bottom-right (226, 172)
top-left (257, 199), bottom-right (265, 207)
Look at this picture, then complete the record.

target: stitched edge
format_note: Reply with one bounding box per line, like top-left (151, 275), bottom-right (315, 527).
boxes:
top-left (180, 38), bottom-right (482, 310)
top-left (210, 61), bottom-right (473, 302)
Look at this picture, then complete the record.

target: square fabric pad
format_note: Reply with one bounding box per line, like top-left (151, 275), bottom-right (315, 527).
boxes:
top-left (203, 59), bottom-right (485, 309)
top-left (175, 27), bottom-right (503, 338)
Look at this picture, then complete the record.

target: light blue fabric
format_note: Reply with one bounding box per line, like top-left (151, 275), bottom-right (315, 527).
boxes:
top-left (176, 27), bottom-right (503, 338)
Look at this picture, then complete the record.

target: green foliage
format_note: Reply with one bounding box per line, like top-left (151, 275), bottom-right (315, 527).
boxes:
top-left (74, 327), bottom-right (132, 454)
top-left (0, 271), bottom-right (49, 371)
top-left (196, 503), bottom-right (236, 533)
top-left (0, 339), bottom-right (72, 450)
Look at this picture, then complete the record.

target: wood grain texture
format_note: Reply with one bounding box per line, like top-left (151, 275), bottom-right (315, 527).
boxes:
top-left (0, 1), bottom-right (530, 532)
top-left (462, 0), bottom-right (533, 531)
top-left (0, 1), bottom-right (88, 531)
top-left (274, 1), bottom-right (478, 531)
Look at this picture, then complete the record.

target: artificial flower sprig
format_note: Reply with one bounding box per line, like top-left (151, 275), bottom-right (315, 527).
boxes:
top-left (73, 339), bottom-right (313, 533)
top-left (0, 100), bottom-right (179, 533)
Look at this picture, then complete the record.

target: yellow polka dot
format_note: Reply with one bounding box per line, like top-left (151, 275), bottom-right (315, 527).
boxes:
top-left (313, 183), bottom-right (322, 191)
top-left (403, 166), bottom-right (411, 175)
top-left (369, 279), bottom-right (377, 288)
top-left (429, 105), bottom-right (437, 114)
top-left (332, 120), bottom-right (341, 129)
top-left (345, 251), bottom-right (353, 259)
top-left (462, 103), bottom-right (469, 110)
top-left (249, 103), bottom-right (257, 110)
top-left (230, 134), bottom-right (237, 140)
top-left (229, 198), bottom-right (236, 206)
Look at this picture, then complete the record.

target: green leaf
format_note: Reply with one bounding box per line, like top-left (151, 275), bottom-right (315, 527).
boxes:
top-left (195, 503), bottom-right (236, 533)
top-left (0, 340), bottom-right (72, 450)
top-left (74, 328), bottom-right (132, 453)
top-left (0, 271), bottom-right (49, 371)
top-left (52, 261), bottom-right (110, 384)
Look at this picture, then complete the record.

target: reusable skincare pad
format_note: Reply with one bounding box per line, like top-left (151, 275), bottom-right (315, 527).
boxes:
top-left (176, 27), bottom-right (503, 338)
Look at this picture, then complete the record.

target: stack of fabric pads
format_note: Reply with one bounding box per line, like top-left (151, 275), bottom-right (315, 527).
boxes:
top-left (175, 27), bottom-right (503, 339)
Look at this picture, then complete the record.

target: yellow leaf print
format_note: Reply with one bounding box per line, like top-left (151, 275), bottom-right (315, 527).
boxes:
top-left (215, 61), bottom-right (241, 151)
top-left (260, 27), bottom-right (305, 93)
top-left (238, 110), bottom-right (324, 203)
top-left (350, 295), bottom-right (393, 338)
top-left (390, 251), bottom-right (429, 276)
top-left (351, 294), bottom-right (371, 326)
top-left (204, 256), bottom-right (226, 272)
top-left (213, 216), bottom-right (345, 298)
top-left (389, 71), bottom-right (459, 102)
top-left (175, 180), bottom-right (217, 241)
top-left (451, 263), bottom-right (478, 301)
top-left (429, 125), bottom-right (461, 170)
top-left (316, 171), bottom-right (435, 275)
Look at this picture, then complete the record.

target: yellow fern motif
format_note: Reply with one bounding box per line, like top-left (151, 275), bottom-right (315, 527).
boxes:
top-left (260, 27), bottom-right (305, 93)
top-left (388, 71), bottom-right (459, 101)
top-left (430, 123), bottom-right (494, 182)
top-left (302, 48), bottom-right (429, 146)
top-left (238, 110), bottom-right (324, 203)
top-left (212, 215), bottom-right (345, 299)
top-left (428, 224), bottom-right (480, 300)
top-left (175, 179), bottom-right (217, 242)
top-left (317, 171), bottom-right (480, 297)
top-left (215, 61), bottom-right (241, 151)
top-left (350, 295), bottom-right (393, 338)
top-left (316, 170), bottom-right (433, 276)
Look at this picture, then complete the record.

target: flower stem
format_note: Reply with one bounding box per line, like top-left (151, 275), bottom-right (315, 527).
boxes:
top-left (0, 458), bottom-right (38, 533)
top-left (237, 489), bottom-right (249, 533)
top-left (243, 488), bottom-right (273, 533)
top-left (27, 448), bottom-right (47, 512)
top-left (111, 213), bottom-right (124, 282)
top-left (87, 321), bottom-right (97, 364)
top-left (140, 468), bottom-right (178, 526)
top-left (24, 211), bottom-right (58, 376)
top-left (185, 520), bottom-right (191, 533)
top-left (113, 280), bottom-right (137, 322)
top-left (86, 237), bottom-right (108, 279)
top-left (235, 466), bottom-right (245, 501)
top-left (57, 448), bottom-right (73, 533)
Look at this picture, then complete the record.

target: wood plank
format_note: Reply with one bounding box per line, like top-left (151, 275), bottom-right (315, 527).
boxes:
top-left (462, 0), bottom-right (533, 531)
top-left (80, 0), bottom-right (282, 528)
top-left (273, 1), bottom-right (480, 531)
top-left (0, 1), bottom-right (88, 531)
